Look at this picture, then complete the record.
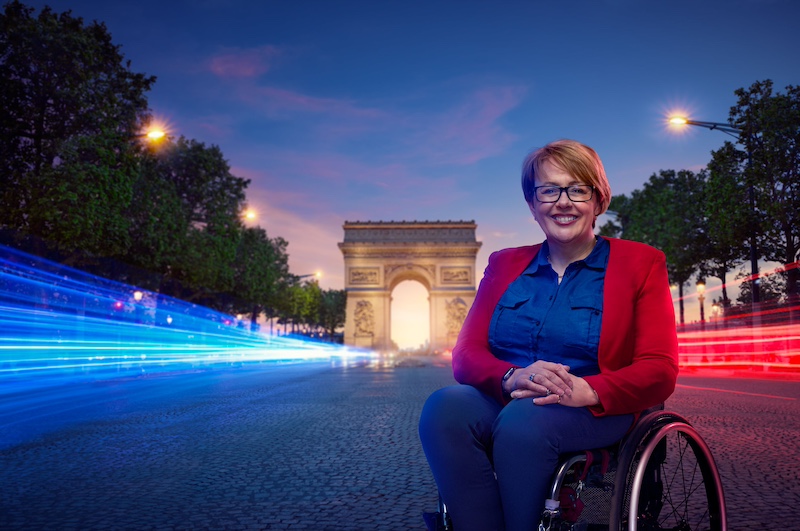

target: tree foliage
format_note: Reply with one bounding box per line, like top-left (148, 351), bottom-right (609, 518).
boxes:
top-left (230, 228), bottom-right (293, 328)
top-left (0, 1), bottom-right (154, 259)
top-left (602, 170), bottom-right (705, 324)
top-left (729, 79), bottom-right (800, 298)
top-left (603, 80), bottom-right (800, 314)
top-left (702, 142), bottom-right (750, 306)
top-left (319, 289), bottom-right (347, 339)
top-left (0, 2), bottom-right (314, 328)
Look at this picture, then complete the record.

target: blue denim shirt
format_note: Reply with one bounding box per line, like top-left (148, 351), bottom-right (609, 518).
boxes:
top-left (488, 237), bottom-right (609, 377)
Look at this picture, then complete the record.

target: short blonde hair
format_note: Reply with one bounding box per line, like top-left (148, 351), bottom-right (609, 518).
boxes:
top-left (521, 139), bottom-right (611, 215)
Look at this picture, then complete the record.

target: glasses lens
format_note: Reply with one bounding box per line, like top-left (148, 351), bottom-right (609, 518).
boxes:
top-left (536, 186), bottom-right (561, 202)
top-left (567, 185), bottom-right (593, 201)
top-left (535, 185), bottom-right (593, 202)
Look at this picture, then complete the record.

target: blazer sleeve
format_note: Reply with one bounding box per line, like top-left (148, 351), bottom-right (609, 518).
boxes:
top-left (451, 250), bottom-right (521, 405)
top-left (584, 244), bottom-right (679, 416)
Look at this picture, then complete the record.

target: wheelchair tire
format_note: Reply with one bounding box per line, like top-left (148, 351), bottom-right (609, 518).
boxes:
top-left (610, 412), bottom-right (727, 531)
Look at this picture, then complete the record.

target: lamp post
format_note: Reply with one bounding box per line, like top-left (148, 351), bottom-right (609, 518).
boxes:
top-left (711, 302), bottom-right (721, 329)
top-left (696, 280), bottom-right (706, 324)
top-left (697, 279), bottom-right (707, 363)
top-left (669, 116), bottom-right (760, 305)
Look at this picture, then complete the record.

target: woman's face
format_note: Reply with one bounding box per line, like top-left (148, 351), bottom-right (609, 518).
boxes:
top-left (529, 159), bottom-right (599, 247)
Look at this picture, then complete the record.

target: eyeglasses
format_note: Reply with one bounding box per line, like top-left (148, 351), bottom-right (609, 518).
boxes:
top-left (533, 185), bottom-right (594, 203)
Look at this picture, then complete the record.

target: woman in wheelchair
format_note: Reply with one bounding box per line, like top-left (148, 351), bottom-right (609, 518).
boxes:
top-left (419, 139), bottom-right (679, 531)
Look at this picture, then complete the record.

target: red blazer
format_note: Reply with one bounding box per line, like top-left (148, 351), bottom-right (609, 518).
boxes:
top-left (452, 237), bottom-right (678, 416)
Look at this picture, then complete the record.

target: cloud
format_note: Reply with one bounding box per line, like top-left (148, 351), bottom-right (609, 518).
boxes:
top-left (208, 45), bottom-right (283, 78)
top-left (407, 85), bottom-right (527, 165)
top-left (223, 76), bottom-right (526, 166)
top-left (236, 85), bottom-right (388, 122)
top-left (241, 83), bottom-right (528, 164)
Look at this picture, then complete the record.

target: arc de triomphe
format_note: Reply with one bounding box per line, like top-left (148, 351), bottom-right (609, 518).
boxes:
top-left (338, 220), bottom-right (482, 352)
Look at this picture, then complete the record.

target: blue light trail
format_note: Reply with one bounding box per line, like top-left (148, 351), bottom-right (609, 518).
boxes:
top-left (0, 244), bottom-right (372, 394)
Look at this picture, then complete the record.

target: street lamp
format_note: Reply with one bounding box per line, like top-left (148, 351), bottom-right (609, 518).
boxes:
top-left (668, 115), bottom-right (760, 305)
top-left (298, 271), bottom-right (322, 281)
top-left (696, 280), bottom-right (706, 323)
top-left (135, 128), bottom-right (166, 141)
top-left (711, 302), bottom-right (721, 328)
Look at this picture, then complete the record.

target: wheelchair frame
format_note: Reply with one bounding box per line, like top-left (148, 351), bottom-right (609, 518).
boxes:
top-left (431, 409), bottom-right (727, 531)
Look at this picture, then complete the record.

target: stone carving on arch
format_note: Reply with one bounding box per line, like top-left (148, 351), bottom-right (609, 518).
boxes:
top-left (339, 220), bottom-right (482, 352)
top-left (354, 300), bottom-right (374, 337)
top-left (446, 297), bottom-right (469, 335)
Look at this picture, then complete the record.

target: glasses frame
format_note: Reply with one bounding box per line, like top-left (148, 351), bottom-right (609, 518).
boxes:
top-left (533, 185), bottom-right (595, 203)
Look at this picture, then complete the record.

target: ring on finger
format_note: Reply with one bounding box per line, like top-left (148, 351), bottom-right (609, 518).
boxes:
top-left (545, 389), bottom-right (551, 396)
top-left (529, 373), bottom-right (536, 382)
top-left (557, 395), bottom-right (562, 404)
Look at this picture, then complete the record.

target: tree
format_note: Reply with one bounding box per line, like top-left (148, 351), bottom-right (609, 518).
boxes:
top-left (146, 137), bottom-right (251, 302)
top-left (729, 80), bottom-right (800, 301)
top-left (158, 137), bottom-right (249, 228)
top-left (319, 289), bottom-right (346, 341)
top-left (0, 1), bottom-right (155, 260)
top-left (30, 131), bottom-right (137, 260)
top-left (735, 269), bottom-right (785, 306)
top-left (702, 144), bottom-right (750, 307)
top-left (124, 146), bottom-right (187, 286)
top-left (603, 170), bottom-right (706, 324)
top-left (229, 227), bottom-right (292, 330)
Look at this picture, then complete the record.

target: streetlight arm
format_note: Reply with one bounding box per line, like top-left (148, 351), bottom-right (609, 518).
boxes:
top-left (682, 119), bottom-right (743, 139)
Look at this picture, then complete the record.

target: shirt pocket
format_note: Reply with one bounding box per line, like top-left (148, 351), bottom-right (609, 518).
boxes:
top-left (489, 289), bottom-right (532, 350)
top-left (563, 293), bottom-right (603, 352)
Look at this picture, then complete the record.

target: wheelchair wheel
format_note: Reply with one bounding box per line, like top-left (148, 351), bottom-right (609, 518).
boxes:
top-left (611, 412), bottom-right (726, 531)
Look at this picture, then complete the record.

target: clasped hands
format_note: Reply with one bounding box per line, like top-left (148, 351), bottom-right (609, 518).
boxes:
top-left (502, 361), bottom-right (600, 407)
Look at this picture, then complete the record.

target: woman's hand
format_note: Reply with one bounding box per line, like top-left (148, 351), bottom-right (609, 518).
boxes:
top-left (506, 363), bottom-right (601, 408)
top-left (505, 361), bottom-right (573, 400)
top-left (540, 375), bottom-right (600, 407)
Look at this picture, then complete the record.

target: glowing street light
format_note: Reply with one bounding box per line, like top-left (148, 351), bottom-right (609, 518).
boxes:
top-left (696, 280), bottom-right (706, 323)
top-left (668, 114), bottom-right (760, 305)
top-left (298, 271), bottom-right (322, 281)
top-left (668, 117), bottom-right (742, 139)
top-left (135, 128), bottom-right (167, 142)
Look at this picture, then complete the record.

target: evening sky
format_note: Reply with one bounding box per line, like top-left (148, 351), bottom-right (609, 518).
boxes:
top-left (22, 0), bottom-right (800, 346)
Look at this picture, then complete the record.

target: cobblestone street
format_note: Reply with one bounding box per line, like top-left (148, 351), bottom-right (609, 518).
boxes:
top-left (1, 358), bottom-right (798, 530)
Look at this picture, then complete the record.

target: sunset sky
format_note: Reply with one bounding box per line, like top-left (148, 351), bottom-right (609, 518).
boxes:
top-left (25, 0), bottom-right (800, 347)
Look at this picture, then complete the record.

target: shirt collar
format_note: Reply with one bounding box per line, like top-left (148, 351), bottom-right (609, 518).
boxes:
top-left (522, 237), bottom-right (608, 275)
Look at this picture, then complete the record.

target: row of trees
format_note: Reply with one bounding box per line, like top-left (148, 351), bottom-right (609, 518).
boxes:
top-left (0, 1), bottom-right (346, 337)
top-left (599, 80), bottom-right (800, 323)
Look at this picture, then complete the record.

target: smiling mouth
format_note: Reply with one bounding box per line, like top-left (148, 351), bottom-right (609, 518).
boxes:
top-left (552, 216), bottom-right (578, 224)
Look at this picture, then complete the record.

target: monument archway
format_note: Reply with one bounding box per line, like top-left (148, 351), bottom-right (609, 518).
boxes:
top-left (338, 220), bottom-right (482, 352)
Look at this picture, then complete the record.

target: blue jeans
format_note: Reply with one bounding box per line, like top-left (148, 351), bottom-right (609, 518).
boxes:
top-left (419, 385), bottom-right (633, 531)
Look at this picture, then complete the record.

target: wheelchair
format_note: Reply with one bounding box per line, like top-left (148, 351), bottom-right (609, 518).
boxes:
top-left (427, 406), bottom-right (727, 531)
